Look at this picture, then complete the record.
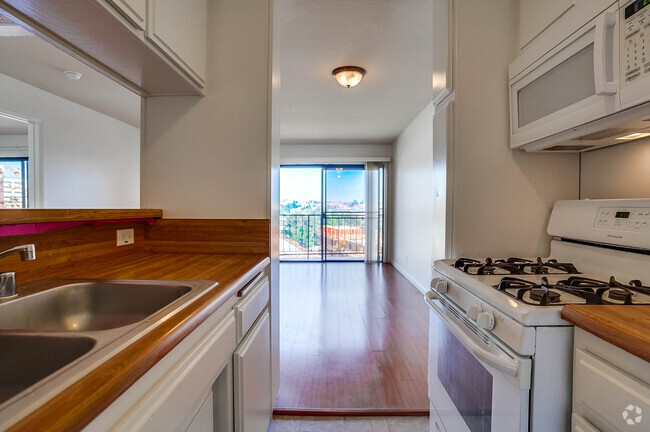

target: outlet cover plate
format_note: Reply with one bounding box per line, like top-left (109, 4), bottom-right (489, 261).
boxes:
top-left (117, 229), bottom-right (134, 246)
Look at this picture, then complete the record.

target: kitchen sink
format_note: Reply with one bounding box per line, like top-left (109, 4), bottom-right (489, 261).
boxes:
top-left (0, 278), bottom-right (217, 424)
top-left (0, 280), bottom-right (193, 331)
top-left (0, 333), bottom-right (95, 405)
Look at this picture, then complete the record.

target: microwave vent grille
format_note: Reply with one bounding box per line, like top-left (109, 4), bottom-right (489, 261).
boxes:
top-left (579, 128), bottom-right (632, 141)
top-left (544, 145), bottom-right (595, 151)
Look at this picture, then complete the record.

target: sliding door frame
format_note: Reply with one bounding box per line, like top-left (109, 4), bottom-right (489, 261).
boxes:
top-left (280, 164), bottom-right (383, 262)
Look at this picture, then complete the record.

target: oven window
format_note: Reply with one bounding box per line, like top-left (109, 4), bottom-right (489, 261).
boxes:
top-left (438, 325), bottom-right (493, 432)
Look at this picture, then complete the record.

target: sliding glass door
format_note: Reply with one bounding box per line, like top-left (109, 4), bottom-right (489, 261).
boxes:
top-left (280, 164), bottom-right (384, 262)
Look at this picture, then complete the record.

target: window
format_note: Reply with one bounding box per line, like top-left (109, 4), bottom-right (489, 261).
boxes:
top-left (0, 158), bottom-right (28, 208)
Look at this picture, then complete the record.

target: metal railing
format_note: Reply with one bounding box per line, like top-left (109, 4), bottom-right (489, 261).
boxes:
top-left (280, 212), bottom-right (366, 260)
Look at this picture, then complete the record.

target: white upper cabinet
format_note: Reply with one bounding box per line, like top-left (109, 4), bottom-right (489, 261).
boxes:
top-left (432, 0), bottom-right (454, 106)
top-left (517, 0), bottom-right (616, 55)
top-left (146, 0), bottom-right (207, 87)
top-left (519, 0), bottom-right (575, 50)
top-left (107, 0), bottom-right (147, 30)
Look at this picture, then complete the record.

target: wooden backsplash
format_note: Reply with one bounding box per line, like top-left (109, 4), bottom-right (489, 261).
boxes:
top-left (145, 219), bottom-right (270, 255)
top-left (0, 221), bottom-right (148, 284)
top-left (0, 219), bottom-right (270, 284)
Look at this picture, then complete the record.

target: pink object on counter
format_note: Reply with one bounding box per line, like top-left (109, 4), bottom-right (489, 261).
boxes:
top-left (0, 218), bottom-right (157, 237)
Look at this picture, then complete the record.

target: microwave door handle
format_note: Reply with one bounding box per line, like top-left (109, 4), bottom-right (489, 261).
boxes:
top-left (425, 291), bottom-right (519, 377)
top-left (594, 11), bottom-right (618, 95)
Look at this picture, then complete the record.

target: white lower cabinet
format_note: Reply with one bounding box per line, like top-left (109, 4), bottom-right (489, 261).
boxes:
top-left (186, 392), bottom-right (214, 432)
top-left (234, 309), bottom-right (272, 432)
top-left (571, 328), bottom-right (650, 432)
top-left (85, 308), bottom-right (236, 432)
top-left (84, 265), bottom-right (273, 432)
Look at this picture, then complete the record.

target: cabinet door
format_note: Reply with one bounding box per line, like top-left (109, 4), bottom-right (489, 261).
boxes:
top-left (107, 0), bottom-right (147, 30)
top-left (147, 0), bottom-right (207, 86)
top-left (517, 0), bottom-right (616, 52)
top-left (432, 0), bottom-right (453, 105)
top-left (234, 310), bottom-right (272, 432)
top-left (519, 0), bottom-right (574, 49)
top-left (186, 392), bottom-right (213, 432)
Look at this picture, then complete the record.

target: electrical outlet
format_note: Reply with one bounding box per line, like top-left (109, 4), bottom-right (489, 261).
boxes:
top-left (116, 229), bottom-right (134, 246)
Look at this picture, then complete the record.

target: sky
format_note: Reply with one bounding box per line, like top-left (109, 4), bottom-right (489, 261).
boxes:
top-left (0, 161), bottom-right (23, 179)
top-left (280, 167), bottom-right (365, 203)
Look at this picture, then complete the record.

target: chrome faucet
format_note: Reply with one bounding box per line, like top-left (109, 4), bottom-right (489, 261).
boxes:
top-left (0, 244), bottom-right (36, 298)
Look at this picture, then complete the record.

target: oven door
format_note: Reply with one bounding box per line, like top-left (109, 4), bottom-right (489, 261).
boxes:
top-left (509, 4), bottom-right (620, 150)
top-left (425, 291), bottom-right (532, 432)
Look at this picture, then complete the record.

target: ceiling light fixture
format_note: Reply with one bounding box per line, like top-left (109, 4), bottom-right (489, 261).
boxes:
top-left (332, 66), bottom-right (366, 88)
top-left (615, 132), bottom-right (650, 141)
top-left (64, 70), bottom-right (83, 81)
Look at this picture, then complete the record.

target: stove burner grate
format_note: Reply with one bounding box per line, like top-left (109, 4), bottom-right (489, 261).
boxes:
top-left (453, 257), bottom-right (581, 275)
top-left (493, 275), bottom-right (650, 306)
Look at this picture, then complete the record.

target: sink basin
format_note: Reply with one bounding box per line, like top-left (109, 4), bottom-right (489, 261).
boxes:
top-left (0, 334), bottom-right (95, 405)
top-left (0, 281), bottom-right (192, 331)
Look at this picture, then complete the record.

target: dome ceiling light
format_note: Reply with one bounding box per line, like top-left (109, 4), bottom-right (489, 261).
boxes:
top-left (332, 66), bottom-right (366, 88)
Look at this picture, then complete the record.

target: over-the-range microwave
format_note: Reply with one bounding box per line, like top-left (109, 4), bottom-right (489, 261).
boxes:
top-left (509, 0), bottom-right (650, 152)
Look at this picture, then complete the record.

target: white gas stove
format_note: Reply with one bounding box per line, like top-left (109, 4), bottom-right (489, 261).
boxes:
top-left (426, 199), bottom-right (650, 432)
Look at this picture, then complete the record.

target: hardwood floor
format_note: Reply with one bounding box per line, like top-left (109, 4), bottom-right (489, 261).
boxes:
top-left (276, 263), bottom-right (429, 414)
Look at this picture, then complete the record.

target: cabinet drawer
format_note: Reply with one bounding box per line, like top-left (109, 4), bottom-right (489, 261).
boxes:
top-left (235, 275), bottom-right (269, 342)
top-left (573, 349), bottom-right (650, 432)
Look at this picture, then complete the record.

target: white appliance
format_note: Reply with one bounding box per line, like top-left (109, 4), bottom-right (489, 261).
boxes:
top-left (509, 0), bottom-right (650, 152)
top-left (426, 199), bottom-right (650, 432)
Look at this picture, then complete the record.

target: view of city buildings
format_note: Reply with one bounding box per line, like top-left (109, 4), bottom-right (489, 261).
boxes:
top-left (280, 198), bottom-right (366, 260)
top-left (0, 161), bottom-right (27, 208)
top-left (280, 167), bottom-right (367, 260)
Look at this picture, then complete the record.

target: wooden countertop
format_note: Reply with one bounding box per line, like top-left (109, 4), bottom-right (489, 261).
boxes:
top-left (6, 252), bottom-right (270, 432)
top-left (561, 305), bottom-right (650, 363)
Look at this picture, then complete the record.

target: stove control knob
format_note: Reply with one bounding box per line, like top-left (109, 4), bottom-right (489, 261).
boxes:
top-left (430, 277), bottom-right (440, 289)
top-left (466, 304), bottom-right (482, 321)
top-left (477, 311), bottom-right (495, 331)
top-left (435, 280), bottom-right (448, 293)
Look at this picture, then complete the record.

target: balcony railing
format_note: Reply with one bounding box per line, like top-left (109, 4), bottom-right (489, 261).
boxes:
top-left (280, 212), bottom-right (365, 260)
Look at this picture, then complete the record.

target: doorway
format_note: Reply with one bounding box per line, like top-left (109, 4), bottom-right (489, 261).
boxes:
top-left (279, 165), bottom-right (384, 262)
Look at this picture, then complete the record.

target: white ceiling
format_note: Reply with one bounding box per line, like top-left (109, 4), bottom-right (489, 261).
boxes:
top-left (279, 0), bottom-right (433, 145)
top-left (0, 21), bottom-right (140, 127)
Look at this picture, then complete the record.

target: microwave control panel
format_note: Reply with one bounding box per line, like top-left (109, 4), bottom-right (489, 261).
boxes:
top-left (594, 207), bottom-right (650, 233)
top-left (624, 0), bottom-right (650, 84)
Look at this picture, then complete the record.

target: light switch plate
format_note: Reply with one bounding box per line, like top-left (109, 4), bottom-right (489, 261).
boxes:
top-left (116, 229), bottom-right (134, 246)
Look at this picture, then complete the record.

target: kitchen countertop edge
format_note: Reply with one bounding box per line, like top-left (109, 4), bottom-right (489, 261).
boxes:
top-left (5, 253), bottom-right (270, 432)
top-left (561, 305), bottom-right (650, 363)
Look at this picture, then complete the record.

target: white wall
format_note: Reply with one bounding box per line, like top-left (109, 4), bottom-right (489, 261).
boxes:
top-left (391, 103), bottom-right (434, 293)
top-left (0, 72), bottom-right (140, 208)
top-left (280, 142), bottom-right (392, 164)
top-left (449, 0), bottom-right (579, 258)
top-left (580, 140), bottom-right (650, 199)
top-left (0, 135), bottom-right (28, 157)
top-left (142, 0), bottom-right (270, 218)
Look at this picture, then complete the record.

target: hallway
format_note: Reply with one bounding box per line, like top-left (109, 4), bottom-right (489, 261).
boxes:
top-left (276, 263), bottom-right (429, 414)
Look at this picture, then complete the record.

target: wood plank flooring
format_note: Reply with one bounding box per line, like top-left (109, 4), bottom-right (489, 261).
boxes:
top-left (276, 263), bottom-right (429, 414)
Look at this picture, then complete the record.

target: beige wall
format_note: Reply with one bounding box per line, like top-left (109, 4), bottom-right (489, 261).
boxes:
top-left (392, 103), bottom-right (434, 292)
top-left (142, 0), bottom-right (270, 218)
top-left (449, 0), bottom-right (580, 258)
top-left (580, 140), bottom-right (650, 199)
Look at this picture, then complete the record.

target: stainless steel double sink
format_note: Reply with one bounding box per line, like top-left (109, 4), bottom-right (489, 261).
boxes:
top-left (0, 279), bottom-right (218, 419)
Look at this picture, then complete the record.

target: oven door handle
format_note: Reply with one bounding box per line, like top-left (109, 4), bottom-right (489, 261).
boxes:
top-left (425, 291), bottom-right (519, 377)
